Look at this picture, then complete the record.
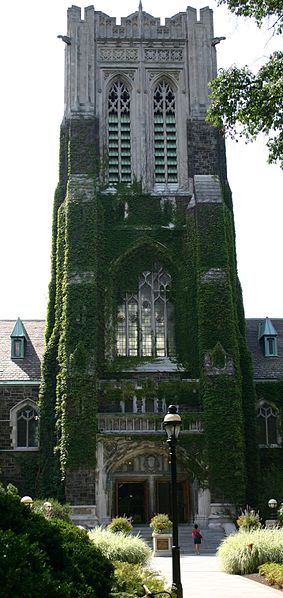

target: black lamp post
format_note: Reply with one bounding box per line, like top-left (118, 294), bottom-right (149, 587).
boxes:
top-left (163, 405), bottom-right (183, 598)
top-left (268, 498), bottom-right (278, 520)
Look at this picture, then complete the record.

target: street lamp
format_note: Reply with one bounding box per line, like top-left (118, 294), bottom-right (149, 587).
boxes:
top-left (163, 405), bottom-right (183, 598)
top-left (268, 498), bottom-right (278, 520)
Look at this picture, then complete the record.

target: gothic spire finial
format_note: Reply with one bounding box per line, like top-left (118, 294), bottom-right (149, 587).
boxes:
top-left (138, 1), bottom-right (143, 12)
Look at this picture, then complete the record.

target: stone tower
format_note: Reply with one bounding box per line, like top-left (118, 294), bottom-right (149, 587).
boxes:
top-left (39, 5), bottom-right (258, 524)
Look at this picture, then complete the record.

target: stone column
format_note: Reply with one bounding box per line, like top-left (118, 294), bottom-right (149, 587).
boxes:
top-left (196, 488), bottom-right (211, 527)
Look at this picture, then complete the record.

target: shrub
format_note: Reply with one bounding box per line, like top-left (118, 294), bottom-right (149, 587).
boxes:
top-left (89, 527), bottom-right (151, 564)
top-left (108, 516), bottom-right (133, 535)
top-left (0, 529), bottom-right (57, 598)
top-left (218, 528), bottom-right (283, 574)
top-left (0, 488), bottom-right (114, 597)
top-left (51, 519), bottom-right (114, 597)
top-left (33, 498), bottom-right (71, 521)
top-left (149, 514), bottom-right (172, 534)
top-left (236, 506), bottom-right (261, 531)
top-left (111, 561), bottom-right (166, 597)
top-left (259, 563), bottom-right (283, 588)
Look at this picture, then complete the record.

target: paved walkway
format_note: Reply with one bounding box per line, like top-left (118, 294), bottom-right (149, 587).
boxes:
top-left (152, 555), bottom-right (281, 597)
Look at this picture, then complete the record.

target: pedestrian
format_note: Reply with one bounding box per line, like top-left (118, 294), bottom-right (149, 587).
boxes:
top-left (192, 523), bottom-right (202, 554)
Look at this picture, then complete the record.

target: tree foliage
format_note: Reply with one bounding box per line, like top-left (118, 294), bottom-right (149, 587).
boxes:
top-left (207, 1), bottom-right (283, 166)
top-left (218, 0), bottom-right (283, 33)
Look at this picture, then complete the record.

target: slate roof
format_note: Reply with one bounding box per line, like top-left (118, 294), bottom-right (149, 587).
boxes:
top-left (0, 320), bottom-right (45, 382)
top-left (0, 318), bottom-right (283, 382)
top-left (246, 319), bottom-right (283, 380)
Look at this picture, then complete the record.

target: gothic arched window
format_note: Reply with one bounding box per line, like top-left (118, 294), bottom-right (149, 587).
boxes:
top-left (116, 266), bottom-right (174, 357)
top-left (153, 80), bottom-right (178, 190)
top-left (10, 401), bottom-right (39, 450)
top-left (257, 402), bottom-right (279, 446)
top-left (108, 80), bottom-right (131, 184)
top-left (17, 405), bottom-right (39, 448)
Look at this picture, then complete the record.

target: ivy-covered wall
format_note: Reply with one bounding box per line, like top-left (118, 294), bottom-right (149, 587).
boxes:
top-left (39, 114), bottom-right (260, 509)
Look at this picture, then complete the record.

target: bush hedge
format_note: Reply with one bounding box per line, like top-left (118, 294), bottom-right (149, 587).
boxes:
top-left (0, 489), bottom-right (113, 597)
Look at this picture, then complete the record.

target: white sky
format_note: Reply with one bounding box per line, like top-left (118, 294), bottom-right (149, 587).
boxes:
top-left (0, 0), bottom-right (282, 320)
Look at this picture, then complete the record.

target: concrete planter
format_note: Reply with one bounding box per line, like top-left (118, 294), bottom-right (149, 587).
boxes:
top-left (152, 532), bottom-right (172, 556)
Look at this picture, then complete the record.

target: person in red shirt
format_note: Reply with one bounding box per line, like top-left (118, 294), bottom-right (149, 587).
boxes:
top-left (192, 523), bottom-right (202, 554)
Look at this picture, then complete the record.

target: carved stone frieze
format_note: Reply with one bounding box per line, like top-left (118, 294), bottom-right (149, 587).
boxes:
top-left (99, 47), bottom-right (183, 63)
top-left (144, 48), bottom-right (183, 62)
top-left (115, 453), bottom-right (167, 474)
top-left (99, 47), bottom-right (138, 62)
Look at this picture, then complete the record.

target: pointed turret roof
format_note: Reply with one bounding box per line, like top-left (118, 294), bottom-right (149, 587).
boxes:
top-left (10, 318), bottom-right (28, 340)
top-left (258, 317), bottom-right (278, 339)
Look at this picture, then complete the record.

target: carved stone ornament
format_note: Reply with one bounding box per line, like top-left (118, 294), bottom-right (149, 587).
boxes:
top-left (104, 70), bottom-right (136, 81)
top-left (144, 48), bottom-right (183, 62)
top-left (148, 70), bottom-right (180, 83)
top-left (144, 455), bottom-right (161, 473)
top-left (104, 441), bottom-right (118, 460)
top-left (99, 47), bottom-right (139, 62)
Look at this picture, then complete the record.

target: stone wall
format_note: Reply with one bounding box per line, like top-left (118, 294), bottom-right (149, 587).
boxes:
top-left (187, 120), bottom-right (227, 180)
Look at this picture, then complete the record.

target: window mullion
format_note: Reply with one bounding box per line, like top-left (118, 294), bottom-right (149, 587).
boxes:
top-left (26, 417), bottom-right (29, 448)
top-left (151, 273), bottom-right (155, 357)
top-left (125, 298), bottom-right (129, 356)
top-left (164, 297), bottom-right (168, 357)
top-left (163, 97), bottom-right (168, 184)
top-left (118, 96), bottom-right (122, 181)
top-left (265, 416), bottom-right (269, 445)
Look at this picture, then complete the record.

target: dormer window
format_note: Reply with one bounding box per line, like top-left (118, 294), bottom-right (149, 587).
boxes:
top-left (258, 317), bottom-right (278, 357)
top-left (266, 337), bottom-right (276, 356)
top-left (10, 318), bottom-right (27, 359)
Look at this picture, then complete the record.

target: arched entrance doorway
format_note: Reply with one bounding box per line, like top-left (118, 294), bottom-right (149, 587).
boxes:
top-left (107, 442), bottom-right (190, 523)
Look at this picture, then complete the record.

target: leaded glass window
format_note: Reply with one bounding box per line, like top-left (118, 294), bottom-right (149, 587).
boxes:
top-left (154, 81), bottom-right (178, 191)
top-left (257, 402), bottom-right (279, 446)
top-left (108, 80), bottom-right (131, 184)
top-left (116, 266), bottom-right (174, 357)
top-left (17, 406), bottom-right (39, 448)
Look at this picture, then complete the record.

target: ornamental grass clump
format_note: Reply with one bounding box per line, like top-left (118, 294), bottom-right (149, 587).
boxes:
top-left (89, 527), bottom-right (151, 564)
top-left (218, 528), bottom-right (283, 575)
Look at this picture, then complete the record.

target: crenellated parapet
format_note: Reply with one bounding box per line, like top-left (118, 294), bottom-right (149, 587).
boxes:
top-left (63, 5), bottom-right (218, 121)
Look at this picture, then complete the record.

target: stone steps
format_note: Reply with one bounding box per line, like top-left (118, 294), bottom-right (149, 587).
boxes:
top-left (132, 525), bottom-right (225, 555)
